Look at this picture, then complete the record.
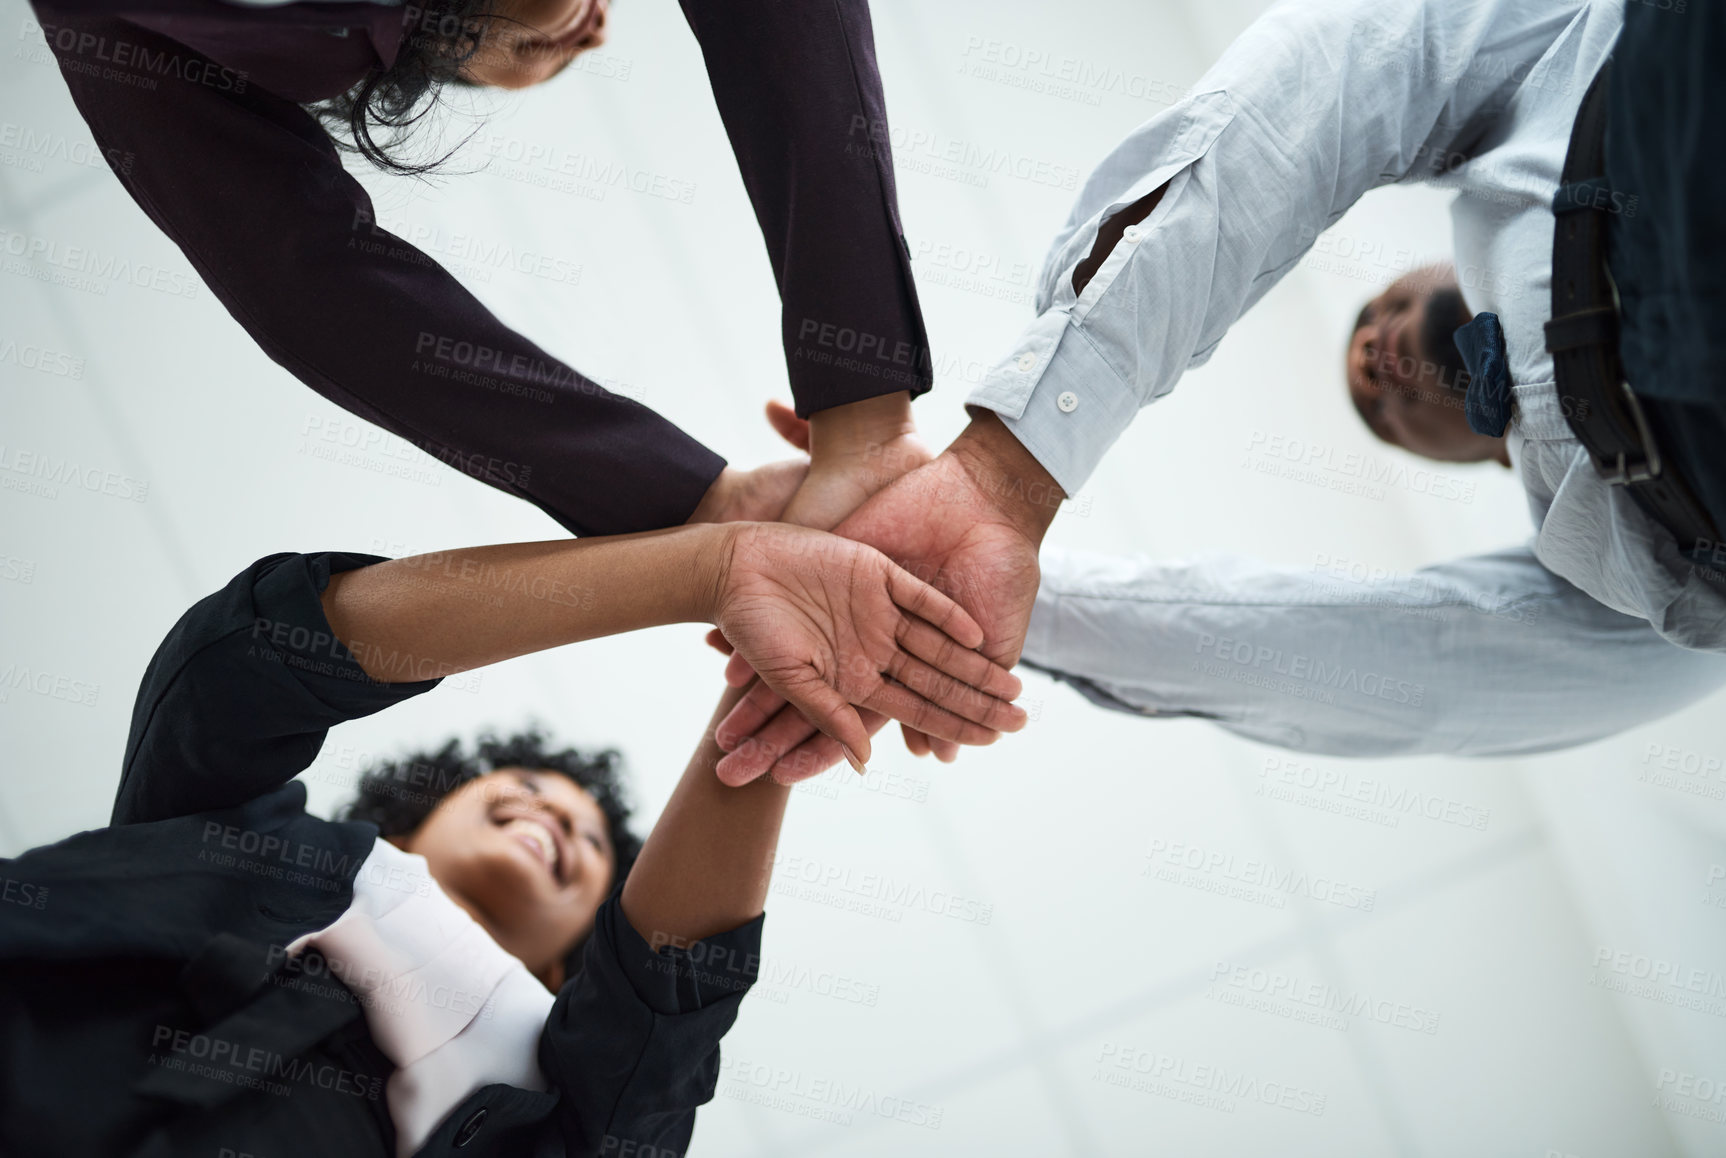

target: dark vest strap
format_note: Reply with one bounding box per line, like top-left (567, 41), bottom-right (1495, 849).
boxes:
top-left (1546, 58), bottom-right (1722, 547)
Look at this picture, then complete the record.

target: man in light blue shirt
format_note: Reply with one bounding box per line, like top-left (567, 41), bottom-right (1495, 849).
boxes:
top-left (1011, 248), bottom-right (1723, 758)
top-left (714, 0), bottom-right (1726, 780)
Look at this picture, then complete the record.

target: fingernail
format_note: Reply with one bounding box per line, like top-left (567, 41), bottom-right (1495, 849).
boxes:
top-left (841, 744), bottom-right (867, 775)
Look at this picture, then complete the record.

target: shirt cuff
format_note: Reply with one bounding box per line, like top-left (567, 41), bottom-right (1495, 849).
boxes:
top-left (965, 312), bottom-right (1141, 495)
top-left (786, 317), bottom-right (933, 416)
top-left (600, 897), bottom-right (765, 1017)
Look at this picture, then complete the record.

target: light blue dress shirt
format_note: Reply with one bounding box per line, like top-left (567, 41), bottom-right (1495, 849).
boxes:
top-left (977, 0), bottom-right (1726, 753)
top-left (1025, 547), bottom-right (1726, 757)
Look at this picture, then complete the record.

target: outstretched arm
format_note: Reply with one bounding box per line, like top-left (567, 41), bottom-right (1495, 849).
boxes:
top-left (970, 0), bottom-right (1586, 495)
top-left (678, 0), bottom-right (930, 418)
top-left (319, 523), bottom-right (1024, 764)
top-left (30, 6), bottom-right (722, 536)
top-left (622, 686), bottom-right (785, 947)
top-left (678, 0), bottom-right (944, 532)
top-left (532, 684), bottom-right (802, 1158)
top-left (1024, 545), bottom-right (1726, 757)
top-left (117, 521), bottom-right (1021, 825)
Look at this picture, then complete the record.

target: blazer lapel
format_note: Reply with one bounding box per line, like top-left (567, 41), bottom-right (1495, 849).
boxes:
top-left (134, 942), bottom-right (367, 1110)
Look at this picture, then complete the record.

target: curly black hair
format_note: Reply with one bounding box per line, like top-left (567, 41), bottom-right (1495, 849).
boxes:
top-left (340, 726), bottom-right (643, 980)
top-left (307, 0), bottom-right (492, 175)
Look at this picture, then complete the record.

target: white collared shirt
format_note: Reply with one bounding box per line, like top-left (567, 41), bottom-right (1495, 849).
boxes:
top-left (973, 0), bottom-right (1726, 660)
top-left (288, 839), bottom-right (553, 1158)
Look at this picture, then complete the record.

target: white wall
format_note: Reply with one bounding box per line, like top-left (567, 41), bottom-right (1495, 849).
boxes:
top-left (2, 0), bottom-right (1724, 1153)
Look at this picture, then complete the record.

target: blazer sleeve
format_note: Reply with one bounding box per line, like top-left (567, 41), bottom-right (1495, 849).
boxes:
top-left (678, 0), bottom-right (933, 415)
top-left (112, 551), bottom-right (441, 826)
top-left (30, 7), bottom-right (726, 537)
top-left (537, 897), bottom-right (763, 1157)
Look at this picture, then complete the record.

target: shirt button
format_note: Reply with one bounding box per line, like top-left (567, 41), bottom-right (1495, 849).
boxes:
top-left (1057, 391), bottom-right (1079, 413)
top-left (1016, 352), bottom-right (1037, 372)
top-left (1123, 226), bottom-right (1142, 243)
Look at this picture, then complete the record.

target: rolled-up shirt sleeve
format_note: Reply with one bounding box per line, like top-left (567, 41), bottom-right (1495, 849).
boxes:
top-left (1024, 546), bottom-right (1726, 757)
top-left (114, 551), bottom-right (441, 826)
top-left (969, 0), bottom-right (1588, 493)
top-left (540, 897), bottom-right (762, 1157)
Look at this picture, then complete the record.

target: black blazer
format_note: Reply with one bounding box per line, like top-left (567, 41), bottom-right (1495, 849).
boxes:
top-left (0, 552), bottom-right (763, 1158)
top-left (28, 0), bottom-right (932, 536)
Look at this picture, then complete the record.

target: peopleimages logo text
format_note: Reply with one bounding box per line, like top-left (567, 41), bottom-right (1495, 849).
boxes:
top-left (1194, 632), bottom-right (1425, 706)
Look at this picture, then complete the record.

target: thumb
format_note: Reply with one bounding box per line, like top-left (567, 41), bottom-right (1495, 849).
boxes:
top-left (766, 400), bottom-right (811, 453)
top-left (724, 649), bottom-right (756, 687)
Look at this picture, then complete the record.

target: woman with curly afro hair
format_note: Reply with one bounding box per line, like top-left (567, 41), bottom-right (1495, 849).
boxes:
top-left (0, 517), bottom-right (1024, 1158)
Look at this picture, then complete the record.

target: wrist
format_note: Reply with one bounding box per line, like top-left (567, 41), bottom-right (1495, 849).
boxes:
top-left (692, 522), bottom-right (744, 624)
top-left (947, 409), bottom-right (1063, 544)
top-left (685, 467), bottom-right (737, 525)
top-left (807, 392), bottom-right (914, 462)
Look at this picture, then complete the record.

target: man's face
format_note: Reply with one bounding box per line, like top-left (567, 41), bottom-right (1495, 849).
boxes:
top-left (460, 0), bottom-right (609, 89)
top-left (1345, 269), bottom-right (1509, 466)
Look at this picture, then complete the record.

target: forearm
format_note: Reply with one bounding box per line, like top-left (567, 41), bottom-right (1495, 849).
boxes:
top-left (970, 0), bottom-right (1558, 496)
top-left (621, 686), bottom-right (792, 946)
top-left (319, 527), bottom-right (730, 682)
top-left (541, 694), bottom-right (777, 1156)
top-left (33, 7), bottom-right (722, 537)
top-left (677, 0), bottom-right (931, 412)
top-left (1026, 547), bottom-right (1726, 757)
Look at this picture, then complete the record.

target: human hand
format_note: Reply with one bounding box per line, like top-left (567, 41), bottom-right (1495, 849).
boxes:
top-left (713, 410), bottom-right (1061, 784)
top-left (697, 398), bottom-right (928, 656)
top-left (781, 391), bottom-right (933, 531)
top-left (710, 520), bottom-right (1026, 774)
top-left (687, 395), bottom-right (927, 535)
top-left (699, 394), bottom-right (934, 770)
top-left (685, 433), bottom-right (809, 526)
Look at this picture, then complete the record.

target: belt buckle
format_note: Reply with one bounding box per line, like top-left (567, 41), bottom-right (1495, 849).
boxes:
top-left (1599, 381), bottom-right (1663, 486)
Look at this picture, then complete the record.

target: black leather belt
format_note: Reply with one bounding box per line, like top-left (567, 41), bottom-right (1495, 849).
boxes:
top-left (1546, 58), bottom-right (1722, 551)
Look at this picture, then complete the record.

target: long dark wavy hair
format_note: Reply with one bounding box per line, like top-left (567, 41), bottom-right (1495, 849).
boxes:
top-left (308, 0), bottom-right (494, 175)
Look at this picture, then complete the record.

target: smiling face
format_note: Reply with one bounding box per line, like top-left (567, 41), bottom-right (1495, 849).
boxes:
top-left (1344, 266), bottom-right (1510, 466)
top-left (391, 767), bottom-right (617, 989)
top-left (460, 0), bottom-right (609, 89)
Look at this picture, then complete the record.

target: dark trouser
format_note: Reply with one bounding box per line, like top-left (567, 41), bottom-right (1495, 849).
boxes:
top-left (1605, 1), bottom-right (1726, 544)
